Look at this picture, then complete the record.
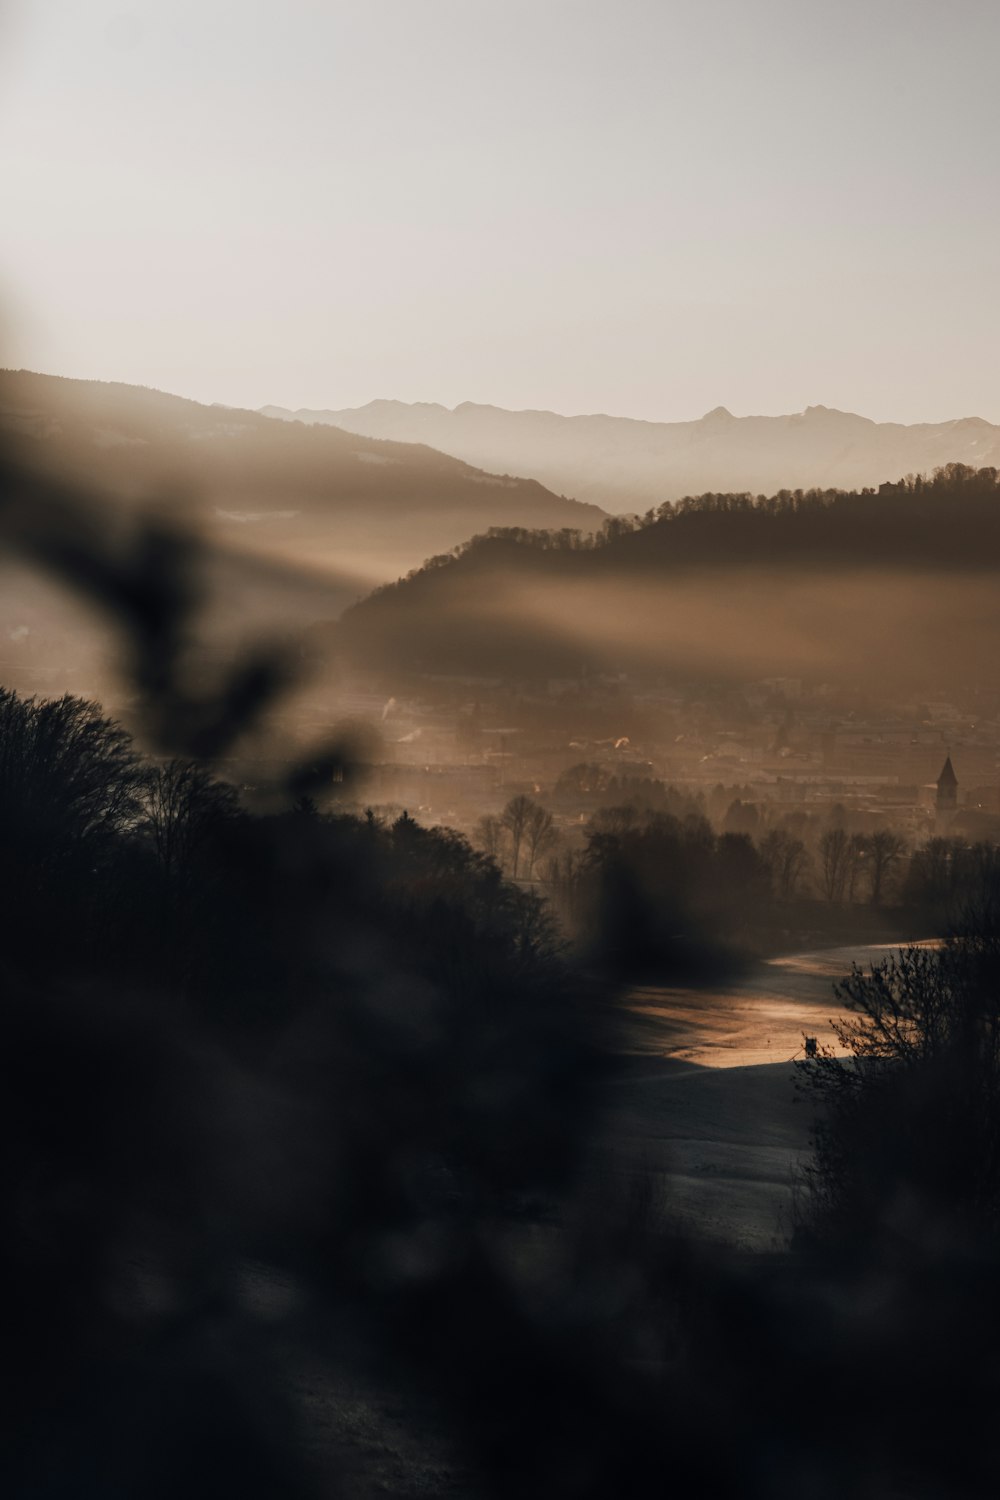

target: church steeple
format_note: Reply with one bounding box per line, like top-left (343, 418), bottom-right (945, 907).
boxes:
top-left (936, 754), bottom-right (958, 816)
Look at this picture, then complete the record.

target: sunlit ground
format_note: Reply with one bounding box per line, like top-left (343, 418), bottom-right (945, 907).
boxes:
top-left (603, 943), bottom-right (937, 1248)
top-left (623, 941), bottom-right (938, 1068)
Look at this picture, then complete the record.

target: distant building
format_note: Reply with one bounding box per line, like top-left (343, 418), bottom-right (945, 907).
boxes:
top-left (936, 754), bottom-right (958, 827)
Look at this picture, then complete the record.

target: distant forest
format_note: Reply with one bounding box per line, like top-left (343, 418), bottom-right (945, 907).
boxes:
top-left (373, 462), bottom-right (1000, 576)
top-left (327, 465), bottom-right (1000, 686)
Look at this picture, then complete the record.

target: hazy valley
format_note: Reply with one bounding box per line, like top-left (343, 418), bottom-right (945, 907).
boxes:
top-left (5, 378), bottom-right (1000, 1499)
top-left (6, 4), bottom-right (1000, 1491)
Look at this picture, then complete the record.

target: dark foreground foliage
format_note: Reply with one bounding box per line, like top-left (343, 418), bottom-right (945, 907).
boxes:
top-left (3, 451), bottom-right (1000, 1498)
top-left (577, 811), bottom-right (768, 980)
top-left (793, 922), bottom-right (1000, 1496)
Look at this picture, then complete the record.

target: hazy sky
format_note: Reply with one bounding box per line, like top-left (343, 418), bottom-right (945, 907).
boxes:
top-left (2, 0), bottom-right (998, 422)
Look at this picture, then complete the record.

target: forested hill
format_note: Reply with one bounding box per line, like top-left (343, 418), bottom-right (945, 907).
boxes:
top-left (0, 370), bottom-right (605, 585)
top-left (326, 465), bottom-right (1000, 689)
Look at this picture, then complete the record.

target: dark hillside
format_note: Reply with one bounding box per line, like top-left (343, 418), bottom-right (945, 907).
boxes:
top-left (0, 371), bottom-right (605, 585)
top-left (326, 465), bottom-right (1000, 690)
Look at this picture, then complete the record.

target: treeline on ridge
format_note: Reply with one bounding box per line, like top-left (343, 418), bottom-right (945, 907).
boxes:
top-left (369, 462), bottom-right (1000, 582)
top-left (323, 464), bottom-right (1000, 682)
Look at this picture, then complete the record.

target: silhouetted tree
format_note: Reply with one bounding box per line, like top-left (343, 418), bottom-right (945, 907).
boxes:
top-left (758, 828), bottom-right (810, 900)
top-left (500, 793), bottom-right (534, 879)
top-left (797, 929), bottom-right (1000, 1255)
top-left (868, 828), bottom-right (906, 907)
top-left (0, 688), bottom-right (143, 852)
top-left (845, 832), bottom-right (869, 903)
top-left (0, 688), bottom-right (145, 951)
top-left (590, 804), bottom-right (640, 836)
top-left (723, 798), bottom-right (759, 836)
top-left (819, 827), bottom-right (850, 903)
top-left (143, 759), bottom-right (240, 889)
top-left (524, 804), bottom-right (556, 878)
top-left (904, 837), bottom-right (1000, 925)
top-left (474, 812), bottom-right (505, 864)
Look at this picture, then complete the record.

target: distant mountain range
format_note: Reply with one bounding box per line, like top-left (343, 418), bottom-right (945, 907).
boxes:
top-left (0, 372), bottom-right (605, 588)
top-left (261, 399), bottom-right (1000, 513)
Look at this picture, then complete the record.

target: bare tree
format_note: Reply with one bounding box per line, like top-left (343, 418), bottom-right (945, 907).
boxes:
top-left (524, 804), bottom-right (556, 878)
top-left (868, 828), bottom-right (907, 907)
top-left (0, 688), bottom-right (145, 877)
top-left (500, 794), bottom-right (534, 879)
top-left (845, 833), bottom-right (869, 903)
top-left (797, 933), bottom-right (1000, 1248)
top-left (545, 847), bottom-right (580, 887)
top-left (758, 828), bottom-right (810, 900)
top-left (589, 804), bottom-right (639, 836)
top-left (143, 759), bottom-right (238, 890)
top-left (473, 813), bottom-right (506, 866)
top-left (819, 826), bottom-right (850, 903)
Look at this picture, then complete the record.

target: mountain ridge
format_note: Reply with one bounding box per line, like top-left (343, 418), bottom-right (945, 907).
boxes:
top-left (261, 398), bottom-right (1000, 512)
top-left (0, 370), bottom-right (606, 586)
